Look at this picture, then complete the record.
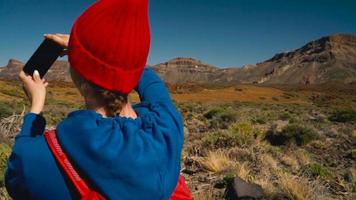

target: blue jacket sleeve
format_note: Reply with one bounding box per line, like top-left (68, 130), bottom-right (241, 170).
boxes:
top-left (136, 68), bottom-right (171, 103)
top-left (5, 112), bottom-right (46, 199)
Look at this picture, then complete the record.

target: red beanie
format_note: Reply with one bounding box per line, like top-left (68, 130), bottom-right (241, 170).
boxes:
top-left (68, 0), bottom-right (151, 94)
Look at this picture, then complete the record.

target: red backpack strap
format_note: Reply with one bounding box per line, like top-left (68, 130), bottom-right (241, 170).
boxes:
top-left (44, 129), bottom-right (105, 200)
top-left (170, 176), bottom-right (193, 200)
top-left (45, 129), bottom-right (191, 200)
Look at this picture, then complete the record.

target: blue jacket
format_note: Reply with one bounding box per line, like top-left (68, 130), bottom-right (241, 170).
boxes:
top-left (5, 68), bottom-right (184, 200)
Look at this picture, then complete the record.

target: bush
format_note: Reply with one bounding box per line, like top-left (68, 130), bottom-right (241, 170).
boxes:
top-left (204, 107), bottom-right (226, 119)
top-left (178, 102), bottom-right (203, 114)
top-left (229, 123), bottom-right (254, 146)
top-left (0, 102), bottom-right (13, 119)
top-left (204, 106), bottom-right (237, 129)
top-left (265, 124), bottom-right (319, 146)
top-left (203, 123), bottom-right (255, 148)
top-left (279, 112), bottom-right (291, 121)
top-left (252, 115), bottom-right (267, 124)
top-left (203, 131), bottom-right (235, 149)
top-left (0, 143), bottom-right (11, 187)
top-left (223, 172), bottom-right (236, 185)
top-left (329, 110), bottom-right (356, 123)
top-left (302, 163), bottom-right (331, 178)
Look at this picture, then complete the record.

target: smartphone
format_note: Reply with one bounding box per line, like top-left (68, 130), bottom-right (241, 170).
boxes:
top-left (22, 39), bottom-right (64, 78)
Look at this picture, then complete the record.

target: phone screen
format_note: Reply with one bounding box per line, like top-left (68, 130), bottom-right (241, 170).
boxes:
top-left (23, 39), bottom-right (64, 78)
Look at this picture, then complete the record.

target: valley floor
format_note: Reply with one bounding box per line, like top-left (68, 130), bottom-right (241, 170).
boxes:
top-left (0, 80), bottom-right (355, 199)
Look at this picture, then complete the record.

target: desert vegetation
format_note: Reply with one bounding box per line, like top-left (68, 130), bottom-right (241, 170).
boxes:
top-left (0, 80), bottom-right (355, 199)
top-left (179, 95), bottom-right (355, 199)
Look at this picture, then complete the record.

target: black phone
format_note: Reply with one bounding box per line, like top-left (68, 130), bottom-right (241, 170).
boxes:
top-left (22, 39), bottom-right (64, 78)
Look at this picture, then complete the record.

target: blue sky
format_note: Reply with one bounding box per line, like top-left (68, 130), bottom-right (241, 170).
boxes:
top-left (0, 0), bottom-right (355, 68)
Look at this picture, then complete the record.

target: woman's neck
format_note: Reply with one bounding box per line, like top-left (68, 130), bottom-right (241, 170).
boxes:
top-left (95, 102), bottom-right (137, 119)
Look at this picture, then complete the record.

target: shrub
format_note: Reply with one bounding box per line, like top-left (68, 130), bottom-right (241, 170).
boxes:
top-left (204, 106), bottom-right (237, 129)
top-left (203, 131), bottom-right (233, 148)
top-left (252, 115), bottom-right (267, 124)
top-left (0, 143), bottom-right (11, 187)
top-left (204, 107), bottom-right (226, 119)
top-left (329, 110), bottom-right (356, 123)
top-left (279, 112), bottom-right (292, 121)
top-left (288, 116), bottom-right (302, 124)
top-left (0, 102), bottom-right (13, 119)
top-left (229, 122), bottom-right (254, 146)
top-left (178, 102), bottom-right (203, 114)
top-left (203, 123), bottom-right (255, 148)
top-left (302, 163), bottom-right (331, 178)
top-left (265, 124), bottom-right (319, 146)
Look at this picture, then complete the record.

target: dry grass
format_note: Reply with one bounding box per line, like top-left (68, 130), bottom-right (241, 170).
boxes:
top-left (0, 109), bottom-right (25, 144)
top-left (277, 172), bottom-right (331, 200)
top-left (254, 176), bottom-right (277, 198)
top-left (260, 153), bottom-right (278, 170)
top-left (235, 162), bottom-right (252, 182)
top-left (296, 149), bottom-right (311, 166)
top-left (192, 189), bottom-right (214, 200)
top-left (202, 150), bottom-right (234, 173)
top-left (281, 153), bottom-right (300, 170)
top-left (278, 172), bottom-right (313, 200)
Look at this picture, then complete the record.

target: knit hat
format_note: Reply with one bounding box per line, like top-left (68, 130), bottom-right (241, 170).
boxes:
top-left (68, 0), bottom-right (151, 94)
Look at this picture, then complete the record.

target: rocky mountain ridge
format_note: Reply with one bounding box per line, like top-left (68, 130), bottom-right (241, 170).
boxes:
top-left (1, 33), bottom-right (355, 85)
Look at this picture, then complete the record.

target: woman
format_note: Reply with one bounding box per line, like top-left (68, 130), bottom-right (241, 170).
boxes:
top-left (5, 0), bottom-right (191, 199)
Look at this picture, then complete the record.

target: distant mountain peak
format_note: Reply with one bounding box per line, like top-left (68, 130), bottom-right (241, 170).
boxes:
top-left (156, 57), bottom-right (214, 68)
top-left (7, 58), bottom-right (23, 66)
top-left (168, 57), bottom-right (202, 63)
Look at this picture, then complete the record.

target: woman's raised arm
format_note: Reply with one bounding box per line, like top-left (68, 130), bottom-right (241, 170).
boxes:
top-left (135, 68), bottom-right (172, 104)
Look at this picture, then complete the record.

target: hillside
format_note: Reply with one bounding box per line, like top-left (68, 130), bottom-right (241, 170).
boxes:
top-left (239, 34), bottom-right (356, 85)
top-left (153, 34), bottom-right (356, 85)
top-left (0, 34), bottom-right (355, 85)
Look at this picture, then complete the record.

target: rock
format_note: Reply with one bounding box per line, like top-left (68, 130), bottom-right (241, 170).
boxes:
top-left (213, 179), bottom-right (226, 189)
top-left (224, 177), bottom-right (263, 200)
top-left (344, 168), bottom-right (355, 182)
top-left (308, 110), bottom-right (327, 122)
top-left (271, 193), bottom-right (292, 200)
top-left (181, 168), bottom-right (195, 175)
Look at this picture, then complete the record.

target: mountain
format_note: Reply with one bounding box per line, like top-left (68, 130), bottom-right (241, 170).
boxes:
top-left (0, 59), bottom-right (24, 80)
top-left (151, 34), bottom-right (356, 85)
top-left (0, 59), bottom-right (71, 82)
top-left (152, 34), bottom-right (356, 85)
top-left (150, 57), bottom-right (220, 84)
top-left (1, 33), bottom-right (355, 85)
top-left (237, 34), bottom-right (356, 85)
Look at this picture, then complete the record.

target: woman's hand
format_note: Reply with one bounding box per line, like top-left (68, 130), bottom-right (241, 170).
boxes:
top-left (44, 33), bottom-right (70, 56)
top-left (19, 70), bottom-right (48, 114)
top-left (19, 33), bottom-right (69, 114)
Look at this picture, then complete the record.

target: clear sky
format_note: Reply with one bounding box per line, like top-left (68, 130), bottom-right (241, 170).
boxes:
top-left (0, 0), bottom-right (355, 68)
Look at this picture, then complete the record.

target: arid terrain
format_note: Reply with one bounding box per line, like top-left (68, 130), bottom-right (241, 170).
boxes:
top-left (0, 34), bottom-right (355, 200)
top-left (0, 79), bottom-right (355, 200)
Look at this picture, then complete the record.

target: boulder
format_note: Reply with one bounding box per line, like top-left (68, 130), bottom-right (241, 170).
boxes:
top-left (224, 177), bottom-right (263, 200)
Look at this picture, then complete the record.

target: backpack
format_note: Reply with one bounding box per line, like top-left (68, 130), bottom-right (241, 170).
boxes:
top-left (44, 130), bottom-right (192, 200)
